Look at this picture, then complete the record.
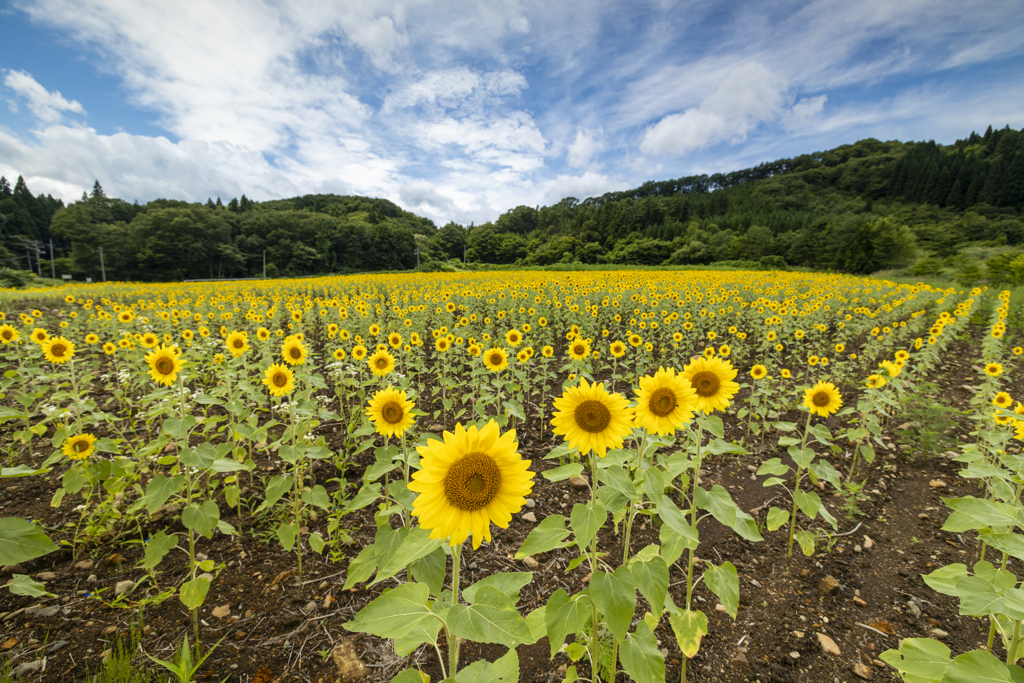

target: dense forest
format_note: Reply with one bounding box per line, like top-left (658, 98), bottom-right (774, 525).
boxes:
top-left (1, 124), bottom-right (1022, 282)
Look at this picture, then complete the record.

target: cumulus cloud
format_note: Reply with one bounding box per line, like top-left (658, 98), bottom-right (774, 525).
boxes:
top-left (542, 172), bottom-right (629, 205)
top-left (639, 62), bottom-right (822, 156)
top-left (415, 113), bottom-right (546, 172)
top-left (566, 128), bottom-right (604, 168)
top-left (3, 70), bottom-right (86, 124)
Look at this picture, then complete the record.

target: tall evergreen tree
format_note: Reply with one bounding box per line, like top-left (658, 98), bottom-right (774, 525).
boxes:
top-left (91, 180), bottom-right (105, 198)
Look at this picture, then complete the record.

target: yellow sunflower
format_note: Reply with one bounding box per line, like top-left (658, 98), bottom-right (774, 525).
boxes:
top-left (994, 392), bottom-right (1013, 409)
top-left (140, 332), bottom-right (159, 348)
top-left (985, 362), bottom-right (1004, 377)
top-left (62, 433), bottom-right (97, 461)
top-left (257, 327), bottom-right (270, 341)
top-left (42, 336), bottom-right (75, 364)
top-left (333, 348), bottom-right (347, 361)
top-left (680, 355), bottom-right (739, 414)
top-left (0, 324), bottom-right (20, 344)
top-left (634, 367), bottom-right (697, 436)
top-left (803, 381), bottom-right (843, 417)
top-left (750, 364), bottom-right (768, 380)
top-left (435, 337), bottom-right (450, 353)
top-left (482, 347), bottom-right (509, 373)
top-left (567, 338), bottom-right (591, 362)
top-left (368, 349), bottom-right (396, 376)
top-left (388, 332), bottom-right (402, 348)
top-left (281, 337), bottom-right (307, 366)
top-left (541, 346), bottom-right (553, 358)
top-left (84, 333), bottom-right (99, 344)
top-left (608, 340), bottom-right (626, 358)
top-left (352, 344), bottom-right (367, 361)
top-left (505, 329), bottom-right (523, 347)
top-left (366, 386), bottom-right (415, 438)
top-left (225, 330), bottom-right (250, 358)
top-left (408, 420), bottom-right (534, 549)
top-left (551, 377), bottom-right (633, 457)
top-left (263, 363), bottom-right (295, 396)
top-left (145, 344), bottom-right (183, 386)
top-left (102, 342), bottom-right (116, 355)
top-left (864, 374), bottom-right (886, 389)
top-left (31, 328), bottom-right (48, 344)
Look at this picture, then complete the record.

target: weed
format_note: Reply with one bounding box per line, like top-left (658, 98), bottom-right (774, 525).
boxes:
top-left (894, 382), bottom-right (965, 459)
top-left (88, 631), bottom-right (151, 683)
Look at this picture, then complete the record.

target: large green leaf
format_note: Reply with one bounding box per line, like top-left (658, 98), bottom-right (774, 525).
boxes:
top-left (953, 575), bottom-right (1011, 618)
top-left (942, 497), bottom-right (1018, 532)
top-left (515, 515), bottom-right (572, 559)
top-left (409, 547), bottom-right (447, 597)
top-left (179, 576), bottom-right (211, 610)
top-left (591, 567), bottom-right (636, 640)
top-left (620, 622), bottom-right (664, 683)
top-left (0, 517), bottom-right (58, 565)
top-left (630, 553), bottom-right (669, 615)
top-left (570, 502), bottom-right (607, 551)
top-left (181, 500), bottom-right (220, 539)
top-left (139, 474), bottom-right (185, 515)
top-left (256, 474), bottom-right (294, 513)
top-left (463, 573), bottom-right (533, 604)
top-left (694, 485), bottom-right (763, 542)
top-left (343, 544), bottom-right (379, 590)
top-left (543, 463), bottom-right (584, 482)
top-left (545, 589), bottom-right (591, 658)
top-left (6, 574), bottom-right (52, 597)
top-left (599, 466), bottom-right (636, 499)
top-left (704, 561), bottom-right (739, 619)
top-left (454, 649), bottom-right (519, 683)
top-left (343, 582), bottom-right (437, 648)
top-left (447, 586), bottom-right (532, 647)
top-left (922, 564), bottom-right (968, 597)
top-left (880, 638), bottom-right (950, 683)
top-left (143, 531), bottom-right (178, 570)
top-left (981, 533), bottom-right (1024, 564)
top-left (670, 609), bottom-right (707, 658)
top-left (942, 649), bottom-right (1014, 683)
top-left (767, 507), bottom-right (789, 531)
top-left (373, 527), bottom-right (444, 585)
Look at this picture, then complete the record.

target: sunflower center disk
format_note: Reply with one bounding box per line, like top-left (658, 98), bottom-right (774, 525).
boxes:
top-left (443, 453), bottom-right (502, 511)
top-left (691, 370), bottom-right (720, 397)
top-left (273, 372), bottom-right (288, 387)
top-left (51, 345), bottom-right (66, 356)
top-left (574, 400), bottom-right (612, 433)
top-left (648, 388), bottom-right (677, 417)
top-left (290, 349), bottom-right (301, 359)
top-left (376, 359), bottom-right (387, 368)
top-left (490, 354), bottom-right (502, 365)
top-left (74, 440), bottom-right (88, 452)
top-left (156, 358), bottom-right (174, 374)
top-left (812, 391), bottom-right (832, 407)
top-left (381, 401), bottom-right (403, 424)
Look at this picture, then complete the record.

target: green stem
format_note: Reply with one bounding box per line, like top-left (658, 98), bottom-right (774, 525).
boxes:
top-left (589, 452), bottom-right (601, 683)
top-left (288, 400), bottom-right (303, 584)
top-left (681, 418), bottom-right (705, 683)
top-left (177, 373), bottom-right (199, 649)
top-left (69, 359), bottom-right (83, 434)
top-left (1008, 619), bottom-right (1022, 666)
top-left (450, 544), bottom-right (462, 675)
top-left (788, 410), bottom-right (814, 560)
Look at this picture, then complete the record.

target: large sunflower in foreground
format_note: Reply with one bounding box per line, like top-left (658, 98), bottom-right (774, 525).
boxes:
top-left (803, 381), bottom-right (843, 418)
top-left (63, 433), bottom-right (97, 461)
top-left (634, 367), bottom-right (697, 436)
top-left (0, 324), bottom-right (19, 344)
top-left (42, 336), bottom-right (75, 364)
top-left (281, 337), bottom-right (307, 366)
top-left (368, 349), bottom-right (396, 377)
top-left (680, 355), bottom-right (739, 414)
top-left (145, 344), bottom-right (183, 386)
top-left (551, 377), bottom-right (633, 457)
top-left (482, 347), bottom-right (509, 373)
top-left (263, 363), bottom-right (295, 397)
top-left (409, 420), bottom-right (534, 549)
top-left (366, 386), bottom-right (415, 438)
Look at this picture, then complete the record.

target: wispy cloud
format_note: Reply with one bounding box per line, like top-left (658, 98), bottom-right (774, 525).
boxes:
top-left (3, 70), bottom-right (85, 124)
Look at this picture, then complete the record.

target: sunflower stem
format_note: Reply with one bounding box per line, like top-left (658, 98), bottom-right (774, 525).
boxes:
top-left (450, 543), bottom-right (462, 675)
top-left (68, 358), bottom-right (83, 434)
top-left (681, 417), bottom-right (705, 683)
top-left (177, 372), bottom-right (200, 651)
top-left (289, 399), bottom-right (303, 585)
top-left (401, 431), bottom-right (410, 528)
top-left (788, 410), bottom-right (814, 560)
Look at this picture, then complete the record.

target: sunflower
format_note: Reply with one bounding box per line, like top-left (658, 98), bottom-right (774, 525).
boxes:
top-left (281, 337), bottom-right (307, 366)
top-left (634, 367), bottom-right (697, 436)
top-left (85, 333), bottom-right (99, 344)
top-left (551, 377), bottom-right (633, 457)
top-left (369, 324), bottom-right (380, 336)
top-left (985, 362), bottom-right (1004, 377)
top-left (517, 349), bottom-right (530, 364)
top-left (879, 360), bottom-right (901, 378)
top-left (864, 374), bottom-right (886, 389)
top-left (467, 343), bottom-right (482, 357)
top-left (102, 342), bottom-right (116, 355)
top-left (505, 329), bottom-right (522, 347)
top-left (368, 349), bottom-right (396, 376)
top-left (117, 311), bottom-right (134, 323)
top-left (482, 347), bottom-right (509, 372)
top-left (750, 364), bottom-right (768, 380)
top-left (140, 332), bottom-right (159, 348)
top-left (680, 355), bottom-right (739, 414)
top-left (333, 348), bottom-right (347, 361)
top-left (366, 386), bottom-right (415, 438)
top-left (352, 344), bottom-right (367, 361)
top-left (0, 324), bottom-right (19, 344)
top-left (263, 363), bottom-right (295, 396)
top-left (42, 336), bottom-right (75, 364)
top-left (145, 345), bottom-right (182, 386)
top-left (803, 381), bottom-right (843, 417)
top-left (1014, 347), bottom-right (1023, 356)
top-left (388, 332), bottom-right (402, 348)
top-left (566, 338), bottom-right (590, 362)
top-left (994, 392), bottom-right (1013, 409)
top-left (409, 420), bottom-right (534, 550)
top-left (541, 345), bottom-right (553, 358)
top-left (628, 334), bottom-right (642, 347)
top-left (780, 368), bottom-right (791, 379)
top-left (62, 433), bottom-right (97, 461)
top-left (30, 328), bottom-right (48, 344)
top-left (225, 330), bottom-right (249, 357)
top-left (435, 337), bottom-right (450, 353)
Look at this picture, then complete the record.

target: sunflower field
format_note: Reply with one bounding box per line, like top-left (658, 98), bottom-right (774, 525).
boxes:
top-left (2, 270), bottom-right (1024, 683)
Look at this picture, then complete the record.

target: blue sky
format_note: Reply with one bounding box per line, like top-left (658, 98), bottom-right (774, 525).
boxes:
top-left (1, 0), bottom-right (1023, 226)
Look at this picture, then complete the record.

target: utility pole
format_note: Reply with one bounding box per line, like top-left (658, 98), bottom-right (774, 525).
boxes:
top-left (48, 239), bottom-right (55, 279)
top-left (98, 246), bottom-right (106, 282)
top-left (263, 250), bottom-right (266, 279)
top-left (34, 244), bottom-right (42, 277)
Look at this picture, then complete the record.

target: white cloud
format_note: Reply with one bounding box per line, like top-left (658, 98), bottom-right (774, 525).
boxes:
top-left (566, 128), bottom-right (604, 168)
top-left (415, 113), bottom-right (546, 172)
top-left (639, 62), bottom-right (810, 156)
top-left (542, 172), bottom-right (629, 205)
top-left (3, 70), bottom-right (86, 124)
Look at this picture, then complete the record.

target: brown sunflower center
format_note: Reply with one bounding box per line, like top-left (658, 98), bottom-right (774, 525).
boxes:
top-left (691, 370), bottom-right (720, 397)
top-left (489, 353), bottom-right (503, 365)
top-left (232, 339), bottom-right (244, 348)
top-left (272, 371), bottom-right (288, 388)
top-left (50, 343), bottom-right (66, 357)
top-left (648, 387), bottom-right (677, 417)
top-left (381, 401), bottom-right (404, 424)
top-left (443, 453), bottom-right (502, 511)
top-left (289, 347), bottom-right (301, 359)
top-left (155, 357), bottom-right (174, 375)
top-left (812, 391), bottom-right (831, 407)
top-left (573, 344), bottom-right (585, 356)
top-left (574, 399), bottom-right (612, 433)
top-left (1, 330), bottom-right (12, 340)
top-left (375, 357), bottom-right (388, 369)
top-left (73, 439), bottom-right (89, 453)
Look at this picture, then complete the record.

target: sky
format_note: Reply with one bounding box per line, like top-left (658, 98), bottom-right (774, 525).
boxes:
top-left (1, 0), bottom-right (1023, 227)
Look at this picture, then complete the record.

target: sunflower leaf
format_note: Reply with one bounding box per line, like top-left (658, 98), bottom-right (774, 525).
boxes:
top-left (374, 527), bottom-right (444, 586)
top-left (543, 463), bottom-right (584, 482)
top-left (447, 586), bottom-right (533, 647)
top-left (591, 567), bottom-right (636, 640)
top-left (453, 648), bottom-right (519, 683)
top-left (463, 572), bottom-right (533, 604)
top-left (515, 515), bottom-right (572, 559)
top-left (570, 502), bottom-right (607, 551)
top-left (629, 551), bottom-right (669, 614)
top-left (545, 589), bottom-right (592, 658)
top-left (344, 582), bottom-right (437, 651)
top-left (620, 622), bottom-right (665, 683)
top-left (0, 517), bottom-right (58, 566)
top-left (703, 561), bottom-right (739, 619)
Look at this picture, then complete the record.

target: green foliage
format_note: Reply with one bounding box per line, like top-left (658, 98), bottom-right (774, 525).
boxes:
top-left (893, 382), bottom-right (964, 459)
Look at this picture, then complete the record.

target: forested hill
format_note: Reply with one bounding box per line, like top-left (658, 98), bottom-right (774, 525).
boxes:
top-left (0, 124), bottom-right (1021, 282)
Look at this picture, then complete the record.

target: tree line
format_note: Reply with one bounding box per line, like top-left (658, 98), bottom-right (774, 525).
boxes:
top-left (1, 125), bottom-right (1020, 281)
